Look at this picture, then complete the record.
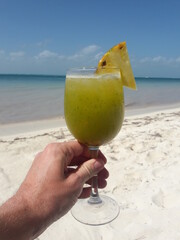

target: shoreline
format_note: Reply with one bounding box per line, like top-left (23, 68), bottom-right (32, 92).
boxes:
top-left (125, 102), bottom-right (180, 117)
top-left (0, 117), bottom-right (65, 138)
top-left (0, 103), bottom-right (180, 138)
top-left (0, 104), bottom-right (180, 138)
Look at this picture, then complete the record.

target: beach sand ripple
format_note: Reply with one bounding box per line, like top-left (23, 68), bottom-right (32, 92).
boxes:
top-left (0, 108), bottom-right (180, 239)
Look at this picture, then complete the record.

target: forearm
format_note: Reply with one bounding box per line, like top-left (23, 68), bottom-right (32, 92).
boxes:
top-left (0, 193), bottom-right (37, 240)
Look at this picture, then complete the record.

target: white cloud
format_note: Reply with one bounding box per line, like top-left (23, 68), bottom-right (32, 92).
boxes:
top-left (0, 50), bottom-right (5, 55)
top-left (35, 50), bottom-right (65, 61)
top-left (10, 51), bottom-right (25, 57)
top-left (67, 45), bottom-right (100, 61)
top-left (140, 57), bottom-right (151, 63)
top-left (36, 40), bottom-right (50, 47)
top-left (9, 51), bottom-right (25, 61)
top-left (140, 56), bottom-right (167, 63)
top-left (35, 50), bottom-right (59, 59)
top-left (39, 50), bottom-right (58, 58)
top-left (67, 54), bottom-right (81, 60)
top-left (152, 56), bottom-right (166, 62)
top-left (80, 45), bottom-right (100, 55)
top-left (176, 57), bottom-right (180, 63)
top-left (35, 45), bottom-right (100, 62)
top-left (139, 56), bottom-right (180, 65)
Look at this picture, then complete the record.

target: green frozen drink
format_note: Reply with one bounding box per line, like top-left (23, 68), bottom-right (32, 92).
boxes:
top-left (64, 42), bottom-right (136, 226)
top-left (64, 69), bottom-right (124, 147)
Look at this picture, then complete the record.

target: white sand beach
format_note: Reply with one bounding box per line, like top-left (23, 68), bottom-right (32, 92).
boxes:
top-left (0, 107), bottom-right (180, 240)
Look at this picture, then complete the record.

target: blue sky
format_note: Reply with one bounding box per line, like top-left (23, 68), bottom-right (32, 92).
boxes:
top-left (0, 0), bottom-right (180, 77)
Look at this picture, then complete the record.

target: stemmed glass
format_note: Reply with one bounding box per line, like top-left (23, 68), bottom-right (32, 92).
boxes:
top-left (64, 68), bottom-right (124, 225)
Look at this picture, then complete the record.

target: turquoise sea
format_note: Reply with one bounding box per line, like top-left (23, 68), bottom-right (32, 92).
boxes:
top-left (0, 74), bottom-right (180, 124)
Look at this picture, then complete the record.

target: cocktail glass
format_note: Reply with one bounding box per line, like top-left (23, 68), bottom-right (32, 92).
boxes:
top-left (64, 68), bottom-right (124, 225)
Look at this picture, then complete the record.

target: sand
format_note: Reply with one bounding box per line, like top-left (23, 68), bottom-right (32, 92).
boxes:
top-left (0, 107), bottom-right (180, 240)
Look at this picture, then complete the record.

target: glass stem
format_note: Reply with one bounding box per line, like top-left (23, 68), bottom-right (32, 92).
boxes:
top-left (88, 147), bottom-right (102, 204)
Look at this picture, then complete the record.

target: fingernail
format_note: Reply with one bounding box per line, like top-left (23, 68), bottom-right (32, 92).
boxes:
top-left (94, 160), bottom-right (104, 171)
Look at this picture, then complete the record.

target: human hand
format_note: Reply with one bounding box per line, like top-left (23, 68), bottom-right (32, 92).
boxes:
top-left (17, 141), bottom-right (108, 238)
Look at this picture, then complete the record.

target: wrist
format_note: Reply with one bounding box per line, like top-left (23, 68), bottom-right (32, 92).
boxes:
top-left (17, 183), bottom-right (59, 238)
top-left (15, 186), bottom-right (49, 239)
top-left (0, 191), bottom-right (36, 240)
top-left (14, 190), bottom-right (39, 239)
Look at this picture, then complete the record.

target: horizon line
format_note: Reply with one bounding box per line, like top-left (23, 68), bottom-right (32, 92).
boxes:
top-left (0, 73), bottom-right (180, 79)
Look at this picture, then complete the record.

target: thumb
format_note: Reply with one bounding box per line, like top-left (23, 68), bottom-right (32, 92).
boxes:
top-left (75, 158), bottom-right (105, 184)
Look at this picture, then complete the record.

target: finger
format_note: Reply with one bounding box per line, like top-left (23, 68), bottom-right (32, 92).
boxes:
top-left (70, 150), bottom-right (107, 166)
top-left (85, 167), bottom-right (109, 183)
top-left (78, 179), bottom-right (107, 198)
top-left (68, 156), bottom-right (89, 166)
top-left (97, 168), bottom-right (109, 179)
top-left (57, 141), bottom-right (88, 169)
top-left (97, 179), bottom-right (107, 188)
top-left (72, 158), bottom-right (105, 184)
top-left (66, 167), bottom-right (108, 188)
top-left (85, 178), bottom-right (107, 189)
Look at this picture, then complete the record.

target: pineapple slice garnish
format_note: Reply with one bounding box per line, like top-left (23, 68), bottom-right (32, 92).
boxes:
top-left (96, 42), bottom-right (136, 90)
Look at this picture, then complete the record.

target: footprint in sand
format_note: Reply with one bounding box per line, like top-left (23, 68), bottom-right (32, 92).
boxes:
top-left (145, 150), bottom-right (162, 164)
top-left (152, 168), bottom-right (165, 178)
top-left (153, 189), bottom-right (180, 208)
top-left (152, 190), bottom-right (164, 208)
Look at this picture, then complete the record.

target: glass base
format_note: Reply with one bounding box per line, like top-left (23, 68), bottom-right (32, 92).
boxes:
top-left (71, 195), bottom-right (120, 225)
